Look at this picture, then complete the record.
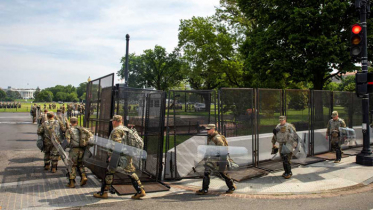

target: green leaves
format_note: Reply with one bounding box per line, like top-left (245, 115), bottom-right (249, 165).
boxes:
top-left (118, 45), bottom-right (186, 91)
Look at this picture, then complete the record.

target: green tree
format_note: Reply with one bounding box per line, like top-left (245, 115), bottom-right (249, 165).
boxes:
top-left (118, 46), bottom-right (186, 91)
top-left (76, 82), bottom-right (87, 99)
top-left (339, 75), bottom-right (356, 92)
top-left (33, 87), bottom-right (41, 99)
top-left (35, 90), bottom-right (53, 102)
top-left (55, 92), bottom-right (68, 102)
top-left (178, 16), bottom-right (245, 89)
top-left (0, 89), bottom-right (6, 100)
top-left (237, 0), bottom-right (370, 90)
top-left (6, 90), bottom-right (22, 100)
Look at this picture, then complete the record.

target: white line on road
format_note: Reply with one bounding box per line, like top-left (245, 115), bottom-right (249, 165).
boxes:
top-left (0, 122), bottom-right (33, 124)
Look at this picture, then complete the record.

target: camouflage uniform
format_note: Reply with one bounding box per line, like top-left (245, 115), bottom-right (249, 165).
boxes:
top-left (37, 114), bottom-right (66, 172)
top-left (65, 120), bottom-right (92, 187)
top-left (31, 105), bottom-right (37, 123)
top-left (326, 113), bottom-right (346, 162)
top-left (199, 130), bottom-right (235, 193)
top-left (39, 111), bottom-right (48, 126)
top-left (272, 118), bottom-right (297, 179)
top-left (103, 125), bottom-right (143, 192)
top-left (62, 104), bottom-right (66, 114)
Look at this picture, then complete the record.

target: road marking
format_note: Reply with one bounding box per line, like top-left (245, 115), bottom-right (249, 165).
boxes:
top-left (0, 122), bottom-right (32, 124)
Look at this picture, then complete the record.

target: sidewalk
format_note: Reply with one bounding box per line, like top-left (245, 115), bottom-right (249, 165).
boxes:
top-left (1, 155), bottom-right (373, 209)
top-left (168, 156), bottom-right (373, 196)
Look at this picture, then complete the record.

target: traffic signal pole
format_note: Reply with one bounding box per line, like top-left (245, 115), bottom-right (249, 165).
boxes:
top-left (356, 0), bottom-right (373, 166)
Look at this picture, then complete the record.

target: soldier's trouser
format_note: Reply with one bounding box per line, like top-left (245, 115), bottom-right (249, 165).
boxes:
top-left (281, 153), bottom-right (293, 174)
top-left (103, 169), bottom-right (143, 193)
top-left (69, 148), bottom-right (86, 180)
top-left (44, 144), bottom-right (59, 168)
top-left (331, 139), bottom-right (342, 160)
top-left (202, 169), bottom-right (234, 191)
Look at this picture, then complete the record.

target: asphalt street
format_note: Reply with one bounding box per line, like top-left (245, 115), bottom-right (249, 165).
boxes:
top-left (0, 112), bottom-right (373, 210)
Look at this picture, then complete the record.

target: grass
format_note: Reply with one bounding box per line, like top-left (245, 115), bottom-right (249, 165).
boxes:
top-left (0, 102), bottom-right (67, 113)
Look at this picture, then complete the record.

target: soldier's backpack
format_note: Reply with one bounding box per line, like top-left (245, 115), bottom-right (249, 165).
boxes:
top-left (217, 133), bottom-right (229, 146)
top-left (68, 127), bottom-right (92, 147)
top-left (122, 127), bottom-right (144, 149)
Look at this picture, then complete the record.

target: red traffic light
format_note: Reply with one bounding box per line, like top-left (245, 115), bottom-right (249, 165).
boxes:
top-left (352, 24), bottom-right (362, 34)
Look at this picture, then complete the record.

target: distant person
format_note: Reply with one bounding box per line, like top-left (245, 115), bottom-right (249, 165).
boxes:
top-left (272, 116), bottom-right (297, 179)
top-left (326, 111), bottom-right (346, 163)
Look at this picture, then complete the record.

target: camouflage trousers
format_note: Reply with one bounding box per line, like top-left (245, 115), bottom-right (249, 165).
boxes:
top-left (69, 148), bottom-right (86, 180)
top-left (43, 143), bottom-right (59, 168)
top-left (104, 157), bottom-right (143, 193)
top-left (202, 161), bottom-right (234, 190)
top-left (331, 137), bottom-right (342, 151)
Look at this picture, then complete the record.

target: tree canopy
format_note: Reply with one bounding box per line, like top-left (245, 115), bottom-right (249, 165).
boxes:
top-left (117, 45), bottom-right (186, 91)
top-left (236, 0), bottom-right (371, 90)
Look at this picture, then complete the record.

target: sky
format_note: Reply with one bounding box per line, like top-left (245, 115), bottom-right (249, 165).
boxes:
top-left (0, 0), bottom-right (220, 89)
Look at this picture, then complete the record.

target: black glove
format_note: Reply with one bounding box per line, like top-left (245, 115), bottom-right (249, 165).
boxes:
top-left (273, 128), bottom-right (278, 135)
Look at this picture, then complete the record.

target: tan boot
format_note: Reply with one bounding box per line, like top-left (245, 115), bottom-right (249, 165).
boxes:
top-left (226, 184), bottom-right (236, 194)
top-left (44, 164), bottom-right (50, 171)
top-left (195, 189), bottom-right (208, 195)
top-left (131, 189), bottom-right (146, 199)
top-left (93, 192), bottom-right (108, 199)
top-left (67, 180), bottom-right (75, 188)
top-left (80, 174), bottom-right (88, 186)
top-left (51, 167), bottom-right (57, 173)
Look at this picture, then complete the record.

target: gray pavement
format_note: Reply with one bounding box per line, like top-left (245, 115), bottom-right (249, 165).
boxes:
top-left (1, 113), bottom-right (373, 210)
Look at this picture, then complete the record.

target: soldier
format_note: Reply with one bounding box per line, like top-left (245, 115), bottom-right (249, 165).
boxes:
top-left (326, 111), bottom-right (346, 163)
top-left (271, 116), bottom-right (297, 179)
top-left (93, 115), bottom-right (146, 199)
top-left (49, 104), bottom-right (52, 110)
top-left (30, 104), bottom-right (37, 124)
top-left (37, 112), bottom-right (66, 172)
top-left (65, 117), bottom-right (93, 188)
top-left (62, 104), bottom-right (66, 114)
top-left (38, 109), bottom-right (48, 126)
top-left (196, 124), bottom-right (236, 195)
top-left (43, 103), bottom-right (46, 110)
top-left (56, 109), bottom-right (70, 130)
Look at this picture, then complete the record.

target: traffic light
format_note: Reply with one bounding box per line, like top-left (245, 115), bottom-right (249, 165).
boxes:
top-left (350, 23), bottom-right (363, 60)
top-left (356, 72), bottom-right (373, 97)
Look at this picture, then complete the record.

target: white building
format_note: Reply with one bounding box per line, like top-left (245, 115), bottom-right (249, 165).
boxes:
top-left (7, 86), bottom-right (36, 99)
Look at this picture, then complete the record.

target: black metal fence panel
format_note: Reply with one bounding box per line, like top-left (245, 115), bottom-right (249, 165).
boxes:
top-left (312, 90), bottom-right (332, 154)
top-left (219, 88), bottom-right (255, 167)
top-left (114, 86), bottom-right (165, 181)
top-left (164, 90), bottom-right (217, 179)
top-left (257, 89), bottom-right (282, 162)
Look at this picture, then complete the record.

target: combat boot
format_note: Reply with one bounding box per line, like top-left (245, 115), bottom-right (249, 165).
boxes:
top-left (51, 167), bottom-right (57, 173)
top-left (66, 179), bottom-right (75, 188)
top-left (93, 191), bottom-right (108, 199)
top-left (44, 163), bottom-right (50, 171)
top-left (284, 164), bottom-right (292, 179)
top-left (131, 189), bottom-right (146, 199)
top-left (226, 184), bottom-right (236, 194)
top-left (195, 189), bottom-right (208, 195)
top-left (80, 174), bottom-right (88, 186)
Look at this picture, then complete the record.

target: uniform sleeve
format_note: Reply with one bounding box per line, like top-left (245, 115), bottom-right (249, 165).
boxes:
top-left (271, 135), bottom-right (276, 145)
top-left (58, 120), bottom-right (66, 133)
top-left (65, 129), bottom-right (71, 144)
top-left (111, 129), bottom-right (124, 143)
top-left (212, 136), bottom-right (225, 146)
top-left (289, 124), bottom-right (296, 132)
top-left (37, 124), bottom-right (44, 136)
top-left (341, 120), bottom-right (347, 128)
